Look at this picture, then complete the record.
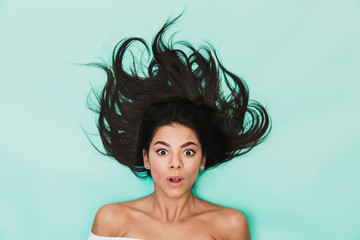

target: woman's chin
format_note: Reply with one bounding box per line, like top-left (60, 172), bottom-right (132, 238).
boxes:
top-left (164, 187), bottom-right (192, 199)
top-left (168, 191), bottom-right (184, 198)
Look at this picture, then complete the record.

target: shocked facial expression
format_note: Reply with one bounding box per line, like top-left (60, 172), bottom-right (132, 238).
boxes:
top-left (143, 123), bottom-right (206, 198)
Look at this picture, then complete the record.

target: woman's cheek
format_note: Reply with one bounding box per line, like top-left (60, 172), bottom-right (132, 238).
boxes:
top-left (149, 157), bottom-right (168, 174)
top-left (185, 159), bottom-right (201, 173)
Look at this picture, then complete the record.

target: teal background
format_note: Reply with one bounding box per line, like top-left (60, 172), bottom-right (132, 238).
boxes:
top-left (1, 0), bottom-right (359, 239)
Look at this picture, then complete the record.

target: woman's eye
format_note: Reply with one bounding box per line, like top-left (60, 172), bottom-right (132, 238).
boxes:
top-left (157, 149), bottom-right (168, 155)
top-left (184, 150), bottom-right (195, 156)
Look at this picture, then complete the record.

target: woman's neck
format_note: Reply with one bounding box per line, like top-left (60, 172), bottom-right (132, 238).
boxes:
top-left (148, 190), bottom-right (198, 223)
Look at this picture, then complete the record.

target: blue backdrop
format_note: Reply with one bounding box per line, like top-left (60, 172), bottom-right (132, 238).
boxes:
top-left (1, 1), bottom-right (359, 239)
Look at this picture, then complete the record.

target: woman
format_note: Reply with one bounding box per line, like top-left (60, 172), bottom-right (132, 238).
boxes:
top-left (88, 16), bottom-right (270, 240)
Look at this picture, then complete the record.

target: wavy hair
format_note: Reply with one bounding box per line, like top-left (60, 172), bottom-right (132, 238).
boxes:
top-left (87, 16), bottom-right (271, 178)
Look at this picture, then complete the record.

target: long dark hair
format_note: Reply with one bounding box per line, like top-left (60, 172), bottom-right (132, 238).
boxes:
top-left (87, 16), bottom-right (271, 178)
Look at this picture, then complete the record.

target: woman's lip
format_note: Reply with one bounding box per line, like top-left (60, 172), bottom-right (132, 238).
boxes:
top-left (166, 176), bottom-right (184, 181)
top-left (166, 176), bottom-right (185, 187)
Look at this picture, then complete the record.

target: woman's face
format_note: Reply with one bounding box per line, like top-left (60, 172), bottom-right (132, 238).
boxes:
top-left (143, 123), bottom-right (206, 198)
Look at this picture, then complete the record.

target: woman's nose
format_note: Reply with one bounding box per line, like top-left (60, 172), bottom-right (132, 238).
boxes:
top-left (169, 155), bottom-right (183, 169)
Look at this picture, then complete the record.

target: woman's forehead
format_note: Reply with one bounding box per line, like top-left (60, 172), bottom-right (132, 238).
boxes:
top-left (151, 123), bottom-right (200, 145)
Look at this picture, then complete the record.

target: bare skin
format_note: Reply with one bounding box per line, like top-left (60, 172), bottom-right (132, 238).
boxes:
top-left (91, 124), bottom-right (250, 240)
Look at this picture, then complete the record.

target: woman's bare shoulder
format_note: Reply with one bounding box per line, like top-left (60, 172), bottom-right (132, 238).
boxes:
top-left (216, 207), bottom-right (250, 240)
top-left (90, 203), bottom-right (123, 236)
top-left (90, 200), bottom-right (143, 236)
top-left (198, 200), bottom-right (251, 240)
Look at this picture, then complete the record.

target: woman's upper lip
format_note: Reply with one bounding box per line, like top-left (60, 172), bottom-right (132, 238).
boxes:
top-left (166, 176), bottom-right (184, 180)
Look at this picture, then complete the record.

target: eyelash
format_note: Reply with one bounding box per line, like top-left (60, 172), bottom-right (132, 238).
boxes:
top-left (157, 149), bottom-right (168, 155)
top-left (156, 149), bottom-right (196, 156)
top-left (184, 150), bottom-right (195, 156)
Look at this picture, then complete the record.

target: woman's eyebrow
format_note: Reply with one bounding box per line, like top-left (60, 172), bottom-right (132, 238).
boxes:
top-left (153, 141), bottom-right (198, 148)
top-left (181, 142), bottom-right (197, 148)
top-left (154, 141), bottom-right (170, 147)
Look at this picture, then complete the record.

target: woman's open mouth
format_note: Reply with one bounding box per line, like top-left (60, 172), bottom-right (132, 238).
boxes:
top-left (166, 176), bottom-right (184, 187)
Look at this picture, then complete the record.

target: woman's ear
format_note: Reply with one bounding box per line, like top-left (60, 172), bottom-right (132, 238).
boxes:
top-left (143, 149), bottom-right (150, 169)
top-left (200, 155), bottom-right (206, 170)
